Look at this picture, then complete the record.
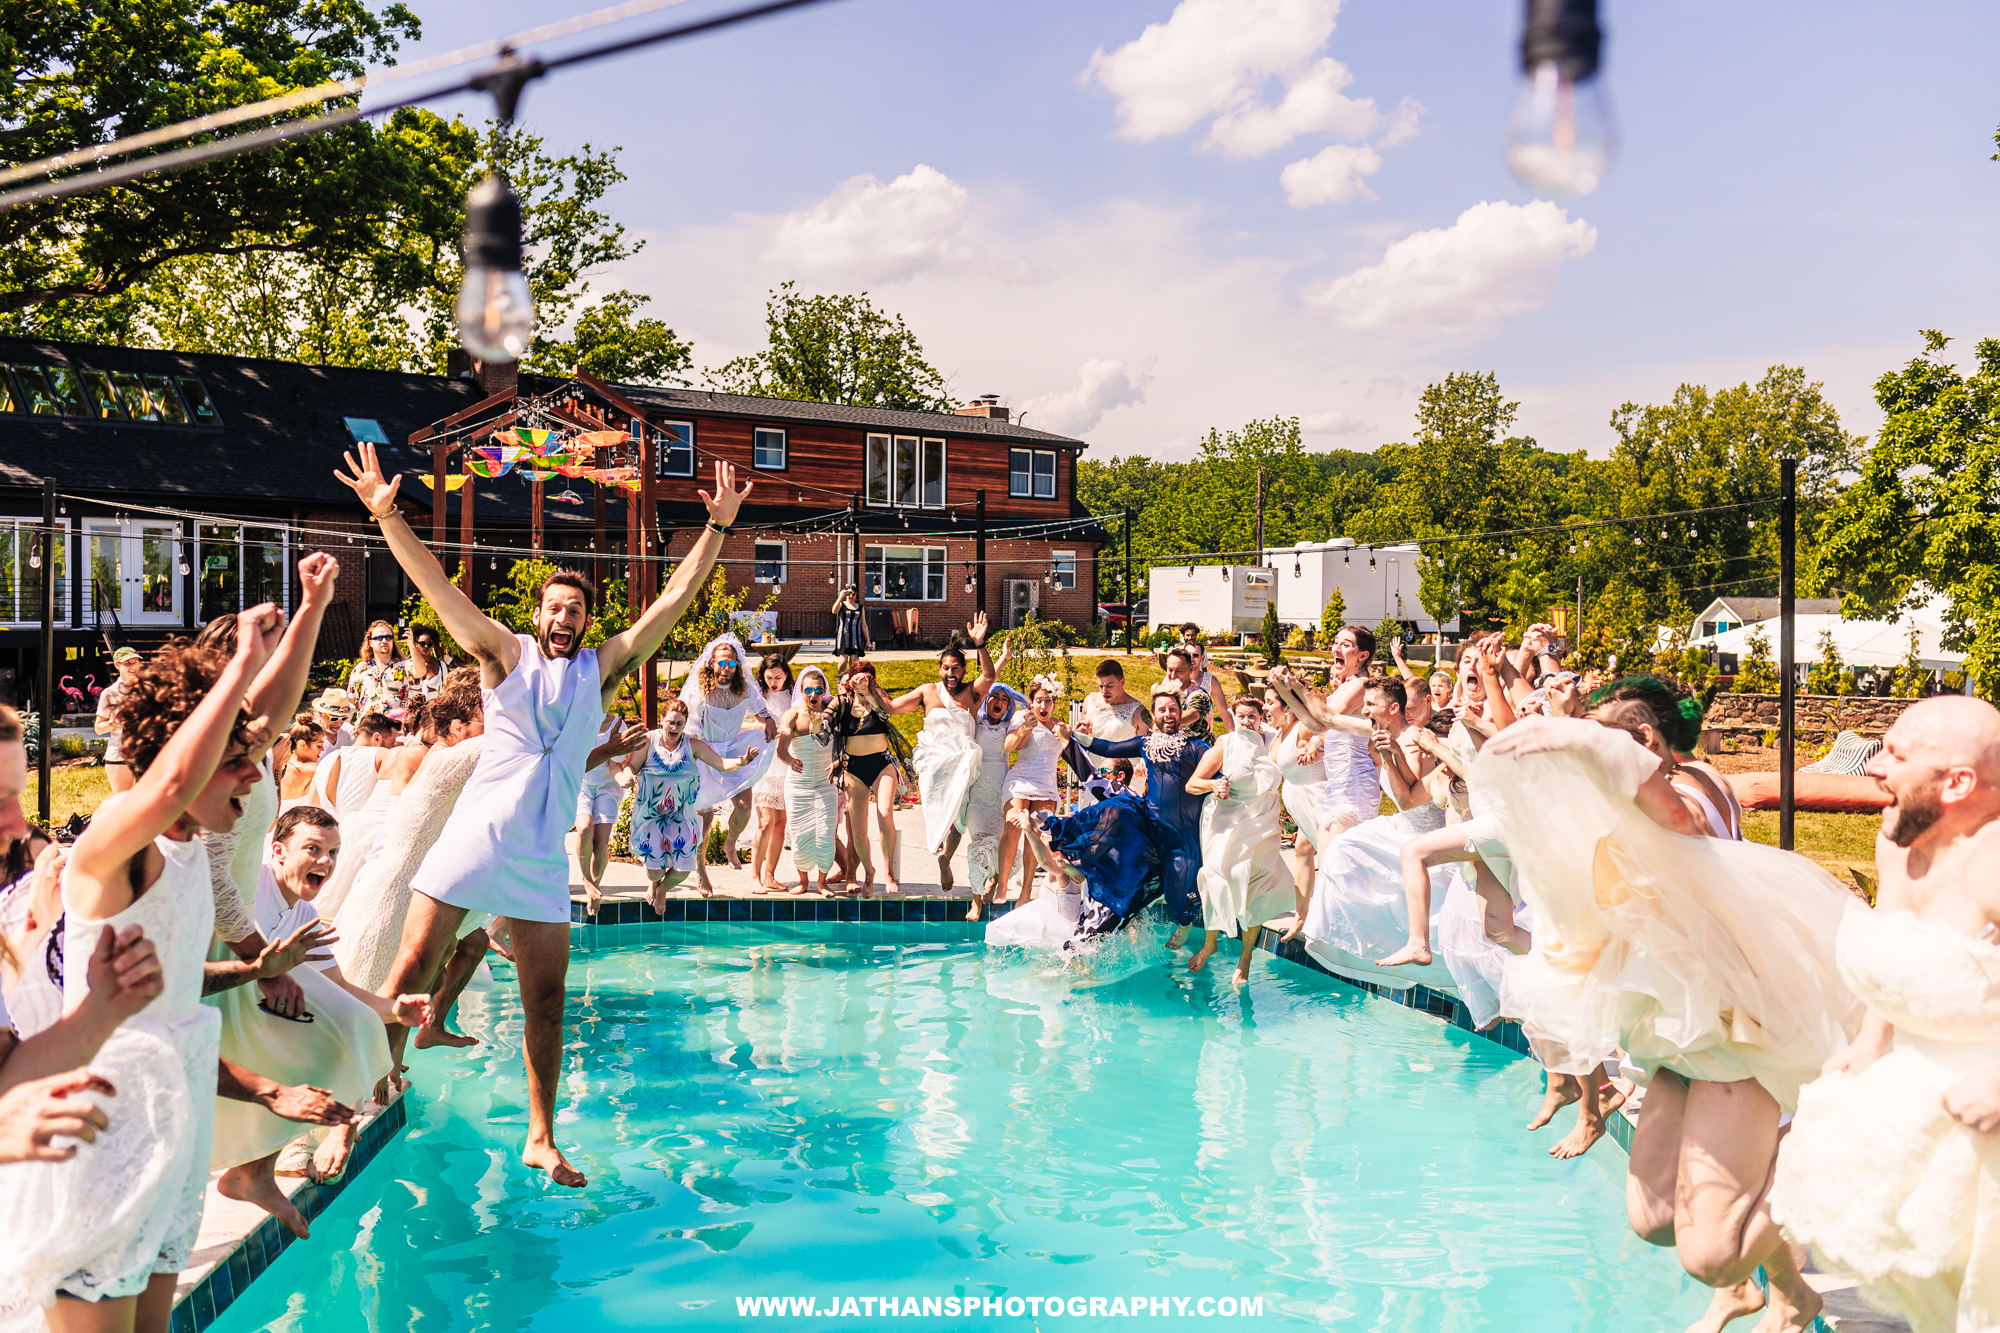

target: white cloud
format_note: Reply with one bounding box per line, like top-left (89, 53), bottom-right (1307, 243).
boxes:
top-left (1281, 143), bottom-right (1382, 207)
top-left (1018, 358), bottom-right (1154, 438)
top-left (1304, 200), bottom-right (1598, 338)
top-left (1301, 409), bottom-right (1373, 436)
top-left (766, 164), bottom-right (984, 286)
top-left (1204, 57), bottom-right (1379, 158)
top-left (1376, 96), bottom-right (1425, 148)
top-left (1083, 0), bottom-right (1366, 157)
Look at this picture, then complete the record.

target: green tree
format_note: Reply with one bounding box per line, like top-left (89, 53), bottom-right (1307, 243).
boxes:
top-left (705, 282), bottom-right (952, 411)
top-left (1810, 331), bottom-right (2000, 699)
top-left (1806, 627), bottom-right (1850, 695)
top-left (1892, 622), bottom-right (1928, 699)
top-left (660, 565), bottom-right (781, 669)
top-left (0, 1), bottom-right (422, 328)
top-left (1734, 624), bottom-right (1780, 693)
top-left (1373, 617), bottom-right (1403, 666)
top-left (1259, 599), bottom-right (1283, 667)
top-left (530, 289), bottom-right (692, 386)
top-left (1321, 587), bottom-right (1348, 637)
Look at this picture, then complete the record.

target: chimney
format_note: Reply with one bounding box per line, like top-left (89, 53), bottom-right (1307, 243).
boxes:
top-left (955, 393), bottom-right (1009, 422)
top-left (474, 358), bottom-right (519, 398)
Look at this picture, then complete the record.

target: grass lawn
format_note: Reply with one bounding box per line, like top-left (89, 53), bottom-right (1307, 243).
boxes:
top-left (25, 763), bottom-right (111, 828)
top-left (1741, 808), bottom-right (1880, 895)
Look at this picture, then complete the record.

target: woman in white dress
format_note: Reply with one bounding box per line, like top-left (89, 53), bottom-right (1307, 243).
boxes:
top-left (1264, 684), bottom-right (1325, 936)
top-left (775, 667), bottom-right (840, 894)
top-left (748, 655), bottom-right (795, 893)
top-left (631, 698), bottom-right (759, 906)
top-left (997, 676), bottom-right (1066, 909)
top-left (573, 710), bottom-right (633, 913)
top-left (680, 636), bottom-right (777, 893)
top-left (0, 615), bottom-right (284, 1332)
top-left (963, 685), bottom-right (1024, 921)
top-left (1186, 697), bottom-right (1293, 981)
top-left (308, 711), bottom-right (393, 919)
top-left (1273, 627), bottom-right (1378, 839)
top-left (1476, 705), bottom-right (1859, 1332)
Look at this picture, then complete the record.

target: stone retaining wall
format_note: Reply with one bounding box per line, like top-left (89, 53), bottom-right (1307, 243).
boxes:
top-left (1701, 692), bottom-right (1915, 740)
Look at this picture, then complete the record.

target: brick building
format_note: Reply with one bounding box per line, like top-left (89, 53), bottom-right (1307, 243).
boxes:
top-left (0, 337), bottom-right (1107, 707)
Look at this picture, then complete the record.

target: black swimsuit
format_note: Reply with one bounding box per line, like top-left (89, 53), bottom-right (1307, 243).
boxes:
top-left (841, 708), bottom-right (894, 786)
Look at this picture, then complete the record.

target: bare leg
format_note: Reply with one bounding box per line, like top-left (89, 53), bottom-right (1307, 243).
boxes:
top-left (725, 791), bottom-right (753, 868)
top-left (695, 808), bottom-right (717, 893)
top-left (1280, 836), bottom-right (1314, 941)
top-left (754, 806), bottom-right (786, 891)
top-left (1627, 1068), bottom-right (1687, 1246)
top-left (1378, 835), bottom-right (1445, 967)
top-left (995, 801), bottom-right (1026, 906)
top-left (1550, 1074), bottom-right (1610, 1158)
top-left (382, 891), bottom-right (468, 1073)
top-left (1673, 1079), bottom-right (1807, 1312)
top-left (842, 773), bottom-right (874, 893)
top-left (1472, 860), bottom-right (1532, 954)
top-left (587, 823), bottom-right (612, 912)
top-left (105, 762), bottom-right (135, 794)
top-left (939, 825), bottom-right (961, 893)
top-left (218, 1151), bottom-right (311, 1237)
top-left (50, 1270), bottom-right (177, 1333)
top-left (575, 815), bottom-right (603, 914)
top-left (415, 929), bottom-right (487, 1049)
top-left (874, 773), bottom-right (901, 893)
top-left (510, 918), bottom-right (585, 1188)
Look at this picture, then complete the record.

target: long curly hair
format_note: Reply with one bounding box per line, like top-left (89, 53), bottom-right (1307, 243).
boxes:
top-left (699, 645), bottom-right (746, 699)
top-left (115, 641), bottom-right (262, 777)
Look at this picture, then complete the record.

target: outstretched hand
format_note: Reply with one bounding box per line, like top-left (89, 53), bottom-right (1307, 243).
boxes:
top-left (698, 459), bottom-right (753, 527)
top-left (334, 441), bottom-right (403, 515)
top-left (257, 919), bottom-right (337, 979)
top-left (966, 612), bottom-right (989, 647)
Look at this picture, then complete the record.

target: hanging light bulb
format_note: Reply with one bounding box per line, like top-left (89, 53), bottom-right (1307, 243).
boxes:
top-left (1369, 555), bottom-right (1377, 570)
top-left (27, 550), bottom-right (40, 570)
top-left (1221, 565), bottom-right (1230, 582)
top-left (178, 558), bottom-right (190, 576)
top-left (1293, 558), bottom-right (1302, 577)
top-left (1187, 563), bottom-right (1195, 577)
top-left (455, 173), bottom-right (535, 363)
top-left (1343, 551), bottom-right (1350, 567)
top-left (827, 566), bottom-right (836, 585)
top-left (1505, 0), bottom-right (1615, 196)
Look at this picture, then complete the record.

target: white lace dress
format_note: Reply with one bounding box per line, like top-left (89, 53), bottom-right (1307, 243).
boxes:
top-left (1771, 906), bottom-right (2000, 1333)
top-left (313, 750), bottom-right (394, 922)
top-left (0, 834), bottom-right (220, 1322)
top-left (1272, 724), bottom-right (1328, 852)
top-left (1006, 721), bottom-right (1063, 802)
top-left (1080, 694), bottom-right (1147, 796)
top-left (1197, 727), bottom-right (1293, 937)
top-left (334, 738), bottom-right (484, 993)
top-left (751, 687), bottom-right (793, 810)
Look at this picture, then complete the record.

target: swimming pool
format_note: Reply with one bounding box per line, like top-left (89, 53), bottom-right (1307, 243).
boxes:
top-left (211, 924), bottom-right (1703, 1330)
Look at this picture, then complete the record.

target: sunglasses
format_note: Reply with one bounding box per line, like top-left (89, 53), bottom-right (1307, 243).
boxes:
top-left (414, 640), bottom-right (435, 649)
top-left (801, 686), bottom-right (826, 696)
top-left (369, 634), bottom-right (394, 642)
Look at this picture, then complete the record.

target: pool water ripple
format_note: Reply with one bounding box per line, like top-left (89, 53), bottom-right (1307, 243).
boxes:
top-left (210, 927), bottom-right (1703, 1330)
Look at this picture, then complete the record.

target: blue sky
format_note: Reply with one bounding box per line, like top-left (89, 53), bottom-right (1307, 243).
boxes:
top-left (383, 0), bottom-right (2000, 460)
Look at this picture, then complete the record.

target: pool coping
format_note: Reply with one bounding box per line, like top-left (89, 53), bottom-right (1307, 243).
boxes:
top-left (169, 1090), bottom-right (408, 1333)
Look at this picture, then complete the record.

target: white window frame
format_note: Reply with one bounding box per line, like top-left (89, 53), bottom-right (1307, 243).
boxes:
top-left (753, 539), bottom-right (788, 584)
top-left (865, 434), bottom-right (947, 508)
top-left (752, 426), bottom-right (787, 471)
top-left (194, 523), bottom-right (292, 623)
top-left (0, 517), bottom-right (70, 626)
top-left (1008, 447), bottom-right (1058, 499)
top-left (647, 417), bottom-right (695, 478)
top-left (1052, 550), bottom-right (1076, 591)
top-left (861, 545), bottom-right (949, 601)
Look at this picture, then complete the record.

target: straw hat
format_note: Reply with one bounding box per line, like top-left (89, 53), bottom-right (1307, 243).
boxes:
top-left (313, 688), bottom-right (356, 719)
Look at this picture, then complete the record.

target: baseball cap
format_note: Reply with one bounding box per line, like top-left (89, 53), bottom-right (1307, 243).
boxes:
top-left (111, 647), bottom-right (140, 664)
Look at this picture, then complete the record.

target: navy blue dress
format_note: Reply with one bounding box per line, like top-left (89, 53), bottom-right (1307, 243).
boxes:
top-left (1048, 732), bottom-right (1208, 935)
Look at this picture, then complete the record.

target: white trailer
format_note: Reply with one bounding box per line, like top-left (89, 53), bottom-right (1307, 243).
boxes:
top-left (1147, 565), bottom-right (1277, 636)
top-left (1271, 539), bottom-right (1460, 634)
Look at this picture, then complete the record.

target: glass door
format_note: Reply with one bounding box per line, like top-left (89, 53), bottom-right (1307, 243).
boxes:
top-left (86, 519), bottom-right (183, 626)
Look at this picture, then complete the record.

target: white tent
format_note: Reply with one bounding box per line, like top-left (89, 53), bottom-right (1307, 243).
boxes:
top-left (1684, 593), bottom-right (1964, 672)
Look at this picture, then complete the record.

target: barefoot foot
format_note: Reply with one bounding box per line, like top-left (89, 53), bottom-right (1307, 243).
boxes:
top-left (310, 1124), bottom-right (356, 1183)
top-left (1527, 1075), bottom-right (1580, 1131)
top-left (414, 1025), bottom-right (479, 1050)
top-left (218, 1162), bottom-right (310, 1238)
top-left (1168, 925), bottom-right (1191, 950)
top-left (1751, 1279), bottom-right (1821, 1333)
top-left (524, 1140), bottom-right (587, 1189)
top-left (1188, 943), bottom-right (1217, 973)
top-left (965, 894), bottom-right (985, 922)
top-left (1548, 1111), bottom-right (1607, 1159)
top-left (1683, 1279), bottom-right (1766, 1333)
top-left (1375, 940), bottom-right (1433, 968)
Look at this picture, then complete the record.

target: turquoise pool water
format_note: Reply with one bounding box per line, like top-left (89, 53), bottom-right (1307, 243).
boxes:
top-left (212, 925), bottom-right (1703, 1330)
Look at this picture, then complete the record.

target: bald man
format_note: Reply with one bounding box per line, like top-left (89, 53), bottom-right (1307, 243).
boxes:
top-left (1769, 695), bottom-right (2000, 1333)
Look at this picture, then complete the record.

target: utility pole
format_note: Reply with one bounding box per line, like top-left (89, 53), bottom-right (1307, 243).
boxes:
top-left (974, 489), bottom-right (987, 618)
top-left (1122, 505), bottom-right (1133, 648)
top-left (1253, 467), bottom-right (1265, 568)
top-left (1779, 458), bottom-right (1797, 850)
top-left (851, 494), bottom-right (867, 634)
top-left (1575, 574), bottom-right (1583, 648)
top-left (37, 477), bottom-right (56, 827)
top-left (638, 423), bottom-right (658, 729)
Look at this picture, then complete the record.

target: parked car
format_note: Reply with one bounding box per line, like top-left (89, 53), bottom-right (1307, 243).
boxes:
top-left (1097, 601), bottom-right (1147, 628)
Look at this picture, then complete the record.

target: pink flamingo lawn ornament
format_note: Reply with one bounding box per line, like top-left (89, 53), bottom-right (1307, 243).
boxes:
top-left (84, 674), bottom-right (102, 701)
top-left (58, 675), bottom-right (87, 712)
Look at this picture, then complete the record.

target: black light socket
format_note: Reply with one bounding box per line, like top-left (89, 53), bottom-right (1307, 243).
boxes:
top-left (1520, 0), bottom-right (1602, 81)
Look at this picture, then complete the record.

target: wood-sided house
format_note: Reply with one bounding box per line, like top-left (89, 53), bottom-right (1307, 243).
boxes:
top-left (0, 336), bottom-right (1105, 709)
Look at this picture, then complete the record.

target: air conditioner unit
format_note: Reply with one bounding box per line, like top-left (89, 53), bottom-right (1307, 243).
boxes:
top-left (1004, 578), bottom-right (1039, 629)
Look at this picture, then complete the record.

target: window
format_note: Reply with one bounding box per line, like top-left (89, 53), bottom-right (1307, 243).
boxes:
top-left (44, 369), bottom-right (86, 416)
top-left (7, 366), bottom-right (59, 415)
top-left (752, 427), bottom-right (787, 470)
top-left (145, 376), bottom-right (189, 424)
top-left (1052, 551), bottom-right (1076, 591)
top-left (197, 524), bottom-right (290, 621)
top-left (645, 417), bottom-right (694, 478)
top-left (865, 434), bottom-right (946, 507)
top-left (345, 417), bottom-right (390, 445)
top-left (112, 372), bottom-right (156, 420)
top-left (175, 376), bottom-right (220, 425)
top-left (0, 370), bottom-right (18, 414)
top-left (1008, 448), bottom-right (1057, 499)
top-left (862, 545), bottom-right (948, 601)
top-left (753, 541), bottom-right (788, 584)
top-left (0, 518), bottom-right (69, 625)
top-left (80, 370), bottom-right (123, 419)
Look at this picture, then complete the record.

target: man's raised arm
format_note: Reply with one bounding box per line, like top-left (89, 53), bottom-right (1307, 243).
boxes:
top-left (596, 460), bottom-right (753, 687)
top-left (335, 441), bottom-right (517, 674)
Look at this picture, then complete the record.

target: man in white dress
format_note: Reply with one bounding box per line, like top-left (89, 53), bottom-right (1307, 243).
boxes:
top-left (1081, 660), bottom-right (1151, 796)
top-left (876, 614), bottom-right (1002, 887)
top-left (337, 442), bottom-right (751, 1188)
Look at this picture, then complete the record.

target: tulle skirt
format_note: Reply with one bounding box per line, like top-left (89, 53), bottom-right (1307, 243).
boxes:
top-left (1300, 807), bottom-right (1460, 992)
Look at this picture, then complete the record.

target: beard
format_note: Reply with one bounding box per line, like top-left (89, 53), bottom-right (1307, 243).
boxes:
top-left (538, 623), bottom-right (584, 659)
top-left (1882, 772), bottom-right (1945, 847)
